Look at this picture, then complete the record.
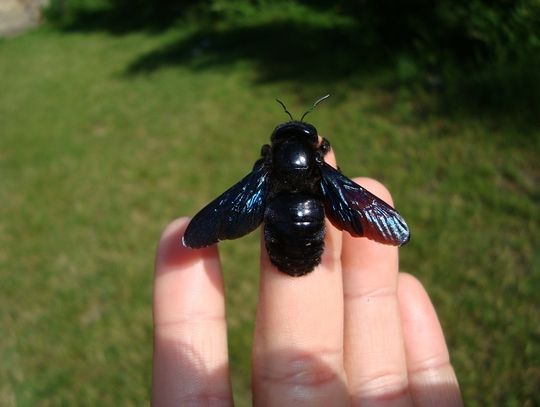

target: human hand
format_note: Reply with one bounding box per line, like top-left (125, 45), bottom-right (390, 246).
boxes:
top-left (152, 151), bottom-right (462, 406)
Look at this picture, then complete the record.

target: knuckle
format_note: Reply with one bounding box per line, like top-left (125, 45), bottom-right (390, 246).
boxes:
top-left (353, 370), bottom-right (409, 401)
top-left (256, 348), bottom-right (343, 389)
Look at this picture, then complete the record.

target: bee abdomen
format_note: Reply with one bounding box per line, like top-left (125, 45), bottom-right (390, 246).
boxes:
top-left (264, 194), bottom-right (325, 276)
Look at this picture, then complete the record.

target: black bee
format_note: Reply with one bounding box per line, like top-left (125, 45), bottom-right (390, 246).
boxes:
top-left (183, 95), bottom-right (410, 276)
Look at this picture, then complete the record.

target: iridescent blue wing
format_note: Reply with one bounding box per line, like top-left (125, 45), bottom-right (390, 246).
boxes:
top-left (183, 162), bottom-right (269, 248)
top-left (319, 162), bottom-right (410, 246)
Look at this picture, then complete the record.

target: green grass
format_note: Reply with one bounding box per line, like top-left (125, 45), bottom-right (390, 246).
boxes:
top-left (1, 16), bottom-right (539, 406)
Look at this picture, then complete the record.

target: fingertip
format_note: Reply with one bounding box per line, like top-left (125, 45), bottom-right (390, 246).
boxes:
top-left (159, 217), bottom-right (191, 243)
top-left (155, 217), bottom-right (219, 277)
top-left (397, 273), bottom-right (462, 405)
top-left (397, 272), bottom-right (442, 338)
top-left (154, 216), bottom-right (224, 327)
top-left (397, 272), bottom-right (425, 299)
top-left (153, 216), bottom-right (225, 327)
top-left (397, 272), bottom-right (451, 366)
top-left (156, 217), bottom-right (189, 265)
top-left (352, 177), bottom-right (395, 206)
top-left (341, 177), bottom-right (399, 285)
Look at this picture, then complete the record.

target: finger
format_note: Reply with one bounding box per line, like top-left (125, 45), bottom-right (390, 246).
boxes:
top-left (252, 148), bottom-right (348, 406)
top-left (152, 218), bottom-right (232, 406)
top-left (342, 178), bottom-right (412, 406)
top-left (397, 273), bottom-right (463, 407)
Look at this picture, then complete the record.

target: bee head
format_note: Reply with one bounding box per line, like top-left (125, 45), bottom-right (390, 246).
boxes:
top-left (271, 121), bottom-right (317, 145)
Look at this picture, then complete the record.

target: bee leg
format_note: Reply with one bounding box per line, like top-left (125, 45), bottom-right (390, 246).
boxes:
top-left (254, 144), bottom-right (272, 169)
top-left (260, 144), bottom-right (271, 157)
top-left (318, 138), bottom-right (342, 172)
top-left (319, 137), bottom-right (331, 156)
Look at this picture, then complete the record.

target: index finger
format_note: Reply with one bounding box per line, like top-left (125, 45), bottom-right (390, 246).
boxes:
top-left (152, 218), bottom-right (232, 406)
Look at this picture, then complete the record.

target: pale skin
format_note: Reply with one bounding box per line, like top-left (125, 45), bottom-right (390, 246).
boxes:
top-left (152, 148), bottom-right (463, 406)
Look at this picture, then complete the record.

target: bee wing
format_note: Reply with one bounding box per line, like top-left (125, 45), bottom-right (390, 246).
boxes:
top-left (183, 162), bottom-right (269, 248)
top-left (319, 162), bottom-right (410, 246)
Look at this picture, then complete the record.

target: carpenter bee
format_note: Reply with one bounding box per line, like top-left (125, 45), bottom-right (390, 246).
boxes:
top-left (183, 95), bottom-right (410, 276)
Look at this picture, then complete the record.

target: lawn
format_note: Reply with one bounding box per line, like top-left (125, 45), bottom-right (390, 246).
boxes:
top-left (1, 6), bottom-right (539, 406)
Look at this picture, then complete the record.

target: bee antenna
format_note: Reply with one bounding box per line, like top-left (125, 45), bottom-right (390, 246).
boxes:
top-left (301, 94), bottom-right (330, 121)
top-left (276, 98), bottom-right (294, 121)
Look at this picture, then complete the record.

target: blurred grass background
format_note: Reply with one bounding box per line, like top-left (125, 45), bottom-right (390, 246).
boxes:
top-left (1, 0), bottom-right (539, 405)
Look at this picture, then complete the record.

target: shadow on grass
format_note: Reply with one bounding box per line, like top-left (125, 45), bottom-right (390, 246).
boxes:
top-left (124, 22), bottom-right (540, 132)
top-left (45, 0), bottom-right (195, 34)
top-left (125, 22), bottom-right (386, 84)
top-left (48, 1), bottom-right (540, 132)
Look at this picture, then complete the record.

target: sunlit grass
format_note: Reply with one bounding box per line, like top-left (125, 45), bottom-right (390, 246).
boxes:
top-left (1, 22), bottom-right (538, 406)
